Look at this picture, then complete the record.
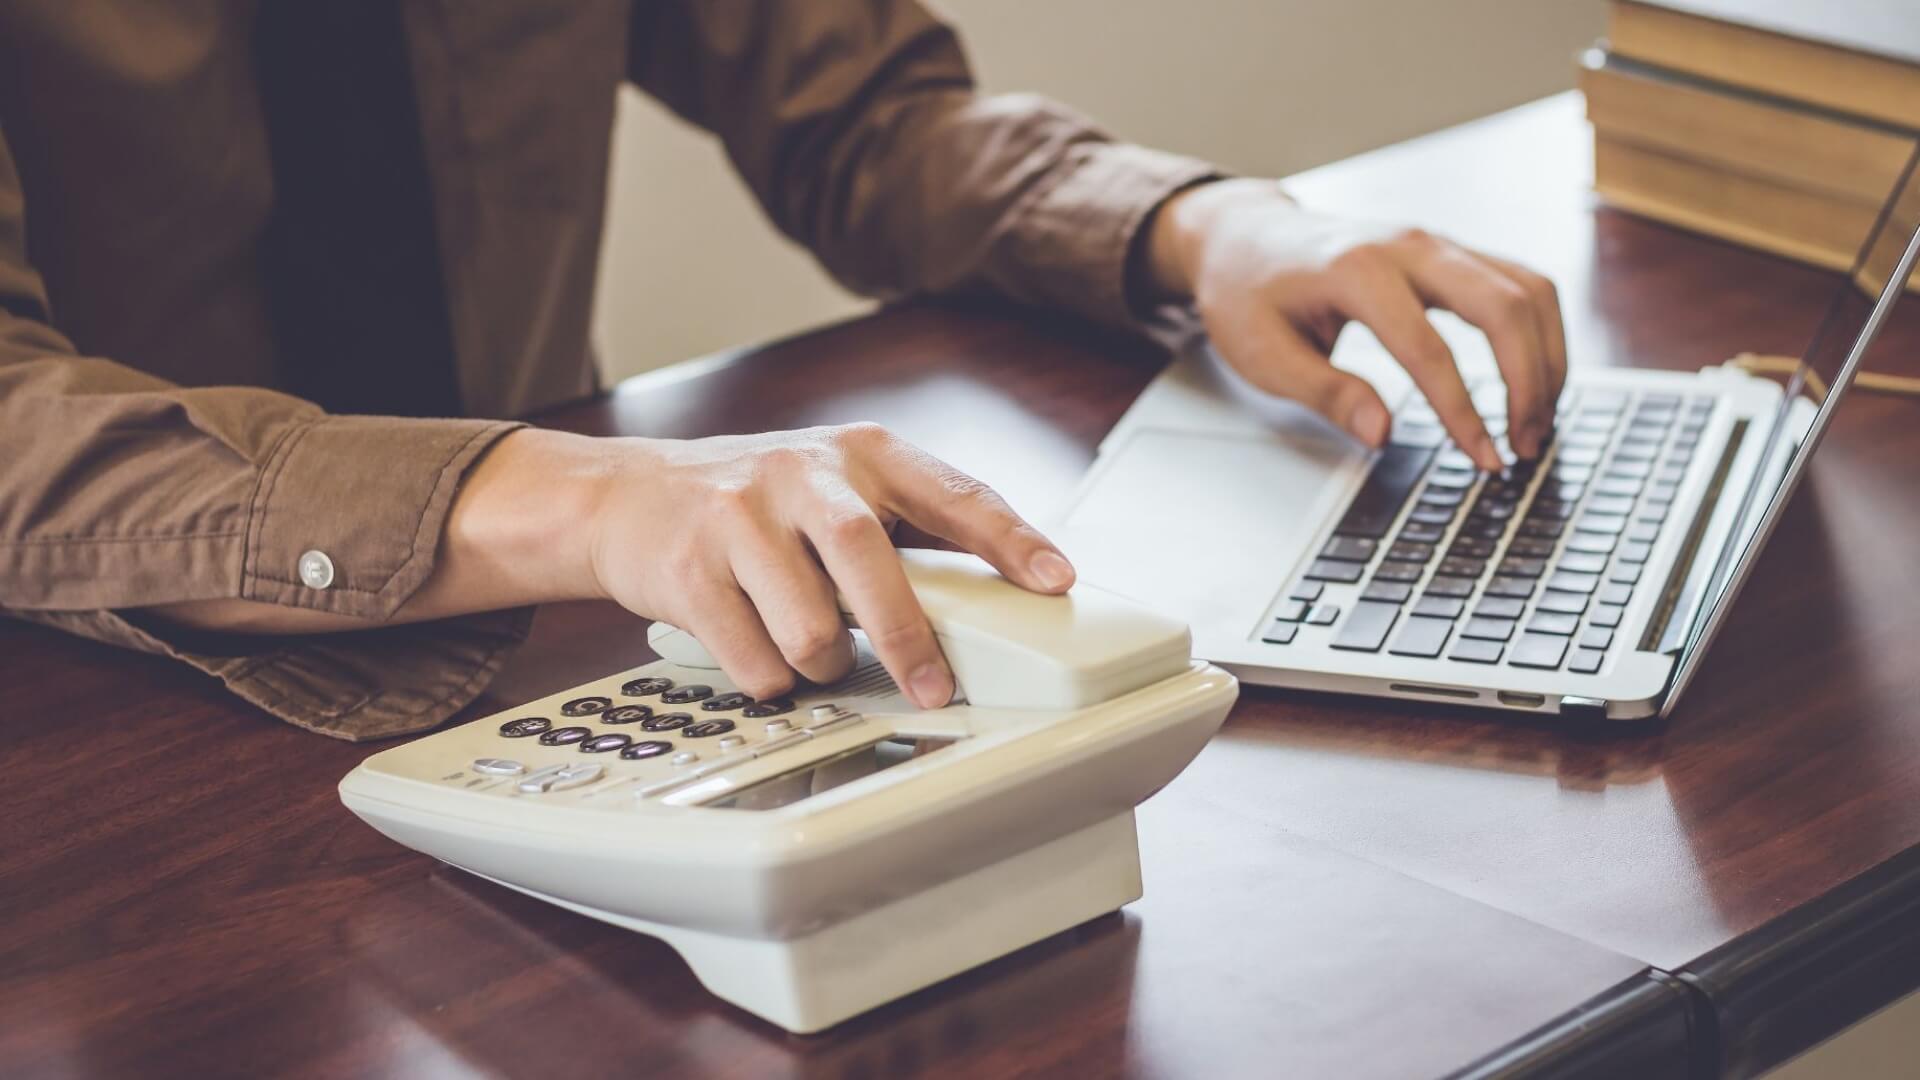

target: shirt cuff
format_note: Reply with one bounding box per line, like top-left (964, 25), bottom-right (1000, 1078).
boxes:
top-left (12, 605), bottom-right (535, 740)
top-left (242, 415), bottom-right (524, 619)
top-left (997, 140), bottom-right (1224, 331)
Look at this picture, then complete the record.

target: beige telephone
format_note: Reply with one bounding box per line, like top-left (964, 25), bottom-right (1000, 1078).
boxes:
top-left (338, 550), bottom-right (1238, 1032)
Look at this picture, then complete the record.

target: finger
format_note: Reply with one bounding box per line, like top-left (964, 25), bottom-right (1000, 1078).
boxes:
top-left (1404, 247), bottom-right (1553, 459)
top-left (1208, 302), bottom-right (1391, 446)
top-left (869, 443), bottom-right (1076, 595)
top-left (801, 499), bottom-right (953, 709)
top-left (1331, 254), bottom-right (1501, 470)
top-left (1477, 251), bottom-right (1569, 409)
top-left (730, 532), bottom-right (858, 686)
top-left (673, 585), bottom-right (796, 701)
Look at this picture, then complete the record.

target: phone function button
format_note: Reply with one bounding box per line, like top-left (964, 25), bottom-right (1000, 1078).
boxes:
top-left (662, 684), bottom-right (714, 704)
top-left (682, 719), bottom-right (736, 739)
top-left (579, 734), bottom-right (632, 754)
top-left (640, 712), bottom-right (692, 733)
top-left (621, 677), bottom-right (674, 697)
top-left (560, 696), bottom-right (612, 717)
top-left (809, 704), bottom-right (839, 722)
top-left (619, 739), bottom-right (675, 761)
top-left (497, 717), bottom-right (552, 738)
top-left (670, 751), bottom-right (700, 766)
top-left (538, 726), bottom-right (593, 746)
top-left (702, 692), bottom-right (753, 711)
top-left (471, 758), bottom-right (525, 776)
top-left (716, 735), bottom-right (746, 751)
top-left (600, 705), bottom-right (652, 725)
top-left (519, 763), bottom-right (604, 793)
top-left (762, 719), bottom-right (793, 734)
top-left (742, 699), bottom-right (794, 718)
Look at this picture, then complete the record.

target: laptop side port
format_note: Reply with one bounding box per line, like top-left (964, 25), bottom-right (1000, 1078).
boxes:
top-left (1497, 691), bottom-right (1546, 708)
top-left (1559, 695), bottom-right (1610, 721)
top-left (1389, 683), bottom-right (1480, 701)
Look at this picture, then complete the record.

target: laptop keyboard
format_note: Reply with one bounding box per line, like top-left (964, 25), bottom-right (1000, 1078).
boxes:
top-left (1262, 388), bottom-right (1715, 671)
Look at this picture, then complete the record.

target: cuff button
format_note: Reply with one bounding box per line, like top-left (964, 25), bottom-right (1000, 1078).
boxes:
top-left (298, 549), bottom-right (336, 590)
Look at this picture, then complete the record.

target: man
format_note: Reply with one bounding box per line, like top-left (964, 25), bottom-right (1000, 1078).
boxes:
top-left (0, 2), bottom-right (1564, 739)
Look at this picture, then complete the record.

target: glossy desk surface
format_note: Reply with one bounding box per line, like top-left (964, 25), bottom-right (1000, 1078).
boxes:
top-left (6, 95), bottom-right (1919, 1079)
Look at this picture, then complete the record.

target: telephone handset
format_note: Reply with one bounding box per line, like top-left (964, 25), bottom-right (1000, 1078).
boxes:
top-left (340, 550), bottom-right (1238, 1032)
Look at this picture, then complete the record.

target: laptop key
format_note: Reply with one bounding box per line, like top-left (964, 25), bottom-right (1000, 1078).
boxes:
top-left (1420, 486), bottom-right (1467, 507)
top-left (1590, 603), bottom-right (1626, 628)
top-left (1305, 559), bottom-right (1365, 583)
top-left (1458, 519), bottom-right (1509, 540)
top-left (1289, 580), bottom-right (1325, 602)
top-left (1576, 513), bottom-right (1629, 535)
top-left (1474, 597), bottom-right (1526, 619)
top-left (1517, 518), bottom-right (1565, 539)
top-left (1425, 575), bottom-right (1477, 598)
top-left (1556, 551), bottom-right (1607, 574)
top-left (1508, 536), bottom-right (1556, 558)
top-left (1321, 536), bottom-right (1377, 562)
top-left (1510, 633), bottom-right (1569, 669)
top-left (1597, 582), bottom-right (1633, 606)
top-left (1485, 576), bottom-right (1536, 599)
top-left (1596, 476), bottom-right (1643, 497)
top-left (1374, 561), bottom-right (1424, 583)
top-left (1306, 604), bottom-right (1340, 626)
top-left (1262, 622), bottom-right (1299, 645)
top-left (1334, 444), bottom-right (1437, 538)
top-left (1567, 648), bottom-right (1605, 675)
top-left (1579, 626), bottom-right (1614, 650)
top-left (1449, 638), bottom-right (1504, 664)
top-left (1408, 504), bottom-right (1457, 526)
top-left (1617, 541), bottom-right (1654, 563)
top-left (1461, 616), bottom-right (1516, 641)
top-left (1386, 540), bottom-right (1436, 562)
top-left (1536, 590), bottom-right (1588, 615)
top-left (1438, 556), bottom-right (1487, 578)
top-left (1389, 616), bottom-right (1454, 658)
top-left (1586, 495), bottom-right (1635, 516)
top-left (1626, 521), bottom-right (1661, 543)
top-left (1414, 595), bottom-right (1466, 619)
top-left (1363, 580), bottom-right (1414, 604)
top-left (1608, 561), bottom-right (1642, 584)
top-left (1546, 570), bottom-right (1600, 594)
top-left (1331, 601), bottom-right (1401, 652)
top-left (1449, 536), bottom-right (1497, 559)
top-left (1498, 556), bottom-right (1547, 578)
top-left (1274, 600), bottom-right (1310, 623)
top-left (1398, 521), bottom-right (1447, 544)
top-left (1565, 532), bottom-right (1618, 554)
top-left (1528, 611), bottom-right (1580, 635)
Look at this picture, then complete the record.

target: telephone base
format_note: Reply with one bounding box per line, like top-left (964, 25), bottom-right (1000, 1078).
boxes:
top-left (472, 811), bottom-right (1143, 1033)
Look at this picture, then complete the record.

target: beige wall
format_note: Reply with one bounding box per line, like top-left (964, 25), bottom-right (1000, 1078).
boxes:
top-left (591, 0), bottom-right (1606, 380)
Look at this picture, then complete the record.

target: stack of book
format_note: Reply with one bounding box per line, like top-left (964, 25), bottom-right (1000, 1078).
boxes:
top-left (1581, 0), bottom-right (1919, 276)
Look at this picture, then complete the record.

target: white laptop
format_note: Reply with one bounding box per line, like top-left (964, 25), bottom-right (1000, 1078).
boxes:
top-left (1057, 148), bottom-right (1920, 722)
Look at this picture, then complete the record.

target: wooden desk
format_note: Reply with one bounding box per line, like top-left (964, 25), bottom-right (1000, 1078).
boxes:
top-left (4, 94), bottom-right (1917, 1078)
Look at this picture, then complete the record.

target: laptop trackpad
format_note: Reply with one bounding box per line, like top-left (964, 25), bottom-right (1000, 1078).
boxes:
top-left (1056, 427), bottom-right (1359, 640)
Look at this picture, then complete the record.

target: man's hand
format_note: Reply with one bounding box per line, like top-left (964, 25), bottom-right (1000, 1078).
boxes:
top-left (1143, 179), bottom-right (1568, 471)
top-left (456, 425), bottom-right (1074, 710)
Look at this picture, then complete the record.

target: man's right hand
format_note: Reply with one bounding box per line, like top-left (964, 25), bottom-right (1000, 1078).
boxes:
top-left (449, 424), bottom-right (1076, 710)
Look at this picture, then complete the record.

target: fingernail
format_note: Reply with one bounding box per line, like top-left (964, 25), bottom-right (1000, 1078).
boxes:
top-left (908, 663), bottom-right (953, 709)
top-left (1030, 549), bottom-right (1075, 591)
top-left (1349, 400), bottom-right (1390, 447)
top-left (1476, 433), bottom-right (1504, 470)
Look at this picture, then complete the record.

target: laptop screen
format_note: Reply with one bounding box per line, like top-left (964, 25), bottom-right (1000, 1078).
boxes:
top-left (1662, 142), bottom-right (1920, 716)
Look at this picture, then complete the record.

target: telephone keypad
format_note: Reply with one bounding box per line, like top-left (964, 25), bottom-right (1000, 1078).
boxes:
top-left (561, 696), bottom-right (613, 717)
top-left (498, 717), bottom-right (551, 738)
top-left (682, 719), bottom-right (736, 739)
top-left (580, 734), bottom-right (632, 754)
top-left (621, 677), bottom-right (674, 697)
top-left (703, 692), bottom-right (753, 711)
top-left (539, 726), bottom-right (593, 746)
top-left (600, 705), bottom-right (652, 725)
top-left (641, 712), bottom-right (693, 733)
top-left (662, 685), bottom-right (714, 704)
top-left (742, 699), bottom-right (794, 718)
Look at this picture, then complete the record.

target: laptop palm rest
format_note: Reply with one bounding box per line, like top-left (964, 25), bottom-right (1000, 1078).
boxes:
top-left (1058, 423), bottom-right (1361, 652)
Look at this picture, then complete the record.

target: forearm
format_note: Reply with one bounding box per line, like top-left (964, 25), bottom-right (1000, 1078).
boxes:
top-left (148, 428), bottom-right (609, 633)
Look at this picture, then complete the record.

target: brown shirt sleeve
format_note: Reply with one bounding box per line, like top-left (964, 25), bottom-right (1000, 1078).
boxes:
top-left (627, 0), bottom-right (1223, 329)
top-left (0, 126), bottom-right (529, 741)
